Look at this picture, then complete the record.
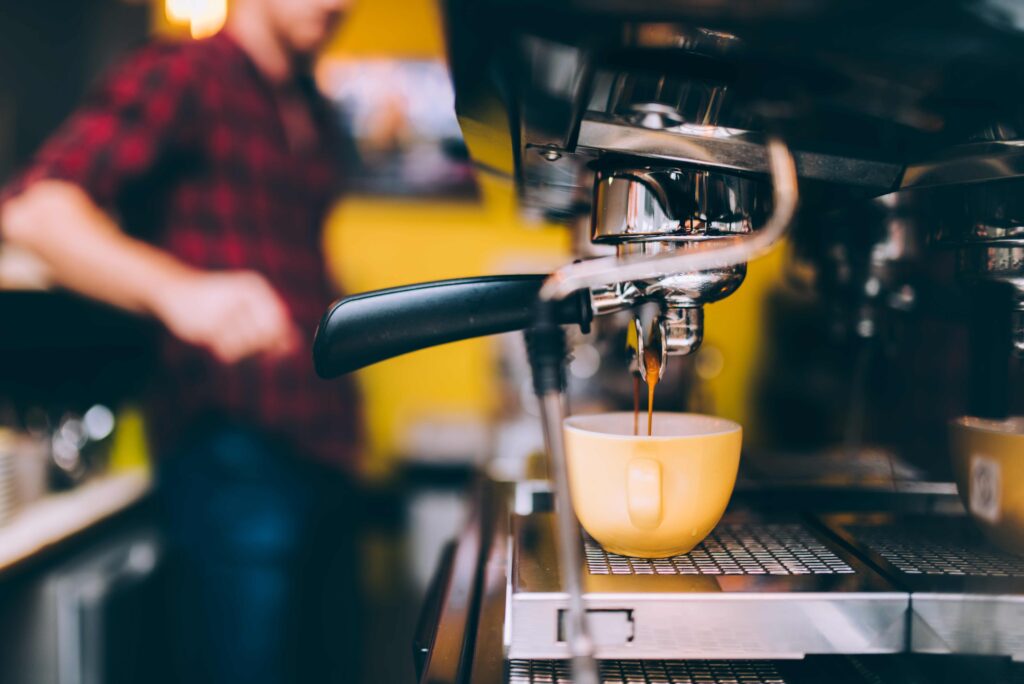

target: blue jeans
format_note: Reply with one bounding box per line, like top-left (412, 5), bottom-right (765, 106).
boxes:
top-left (157, 425), bottom-right (361, 684)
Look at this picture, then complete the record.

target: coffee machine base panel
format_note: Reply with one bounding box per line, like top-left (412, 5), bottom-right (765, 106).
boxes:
top-left (506, 655), bottom-right (1024, 684)
top-left (821, 514), bottom-right (1024, 661)
top-left (508, 512), bottom-right (908, 660)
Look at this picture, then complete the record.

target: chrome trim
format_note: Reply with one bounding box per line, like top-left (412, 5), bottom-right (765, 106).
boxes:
top-left (578, 115), bottom-right (901, 190)
top-left (539, 137), bottom-right (797, 302)
top-left (902, 142), bottom-right (1024, 189)
top-left (821, 513), bottom-right (1024, 661)
top-left (591, 167), bottom-right (766, 242)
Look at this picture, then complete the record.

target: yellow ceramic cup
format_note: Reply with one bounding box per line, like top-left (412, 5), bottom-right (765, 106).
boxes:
top-left (950, 416), bottom-right (1024, 554)
top-left (563, 411), bottom-right (742, 558)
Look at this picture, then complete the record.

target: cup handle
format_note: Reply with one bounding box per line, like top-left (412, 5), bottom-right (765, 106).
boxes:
top-left (626, 458), bottom-right (662, 530)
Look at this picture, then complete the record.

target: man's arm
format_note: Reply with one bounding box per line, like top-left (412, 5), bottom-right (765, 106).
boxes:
top-left (0, 43), bottom-right (299, 364)
top-left (1, 180), bottom-right (298, 363)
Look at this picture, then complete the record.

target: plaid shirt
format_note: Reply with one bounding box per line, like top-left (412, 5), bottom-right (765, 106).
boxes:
top-left (2, 33), bottom-right (361, 467)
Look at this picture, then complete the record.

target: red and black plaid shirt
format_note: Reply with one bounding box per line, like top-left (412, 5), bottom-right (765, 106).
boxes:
top-left (2, 33), bottom-right (361, 467)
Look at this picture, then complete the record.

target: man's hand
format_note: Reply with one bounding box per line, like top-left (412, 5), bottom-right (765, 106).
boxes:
top-left (150, 269), bottom-right (301, 364)
top-left (1, 181), bottom-right (300, 365)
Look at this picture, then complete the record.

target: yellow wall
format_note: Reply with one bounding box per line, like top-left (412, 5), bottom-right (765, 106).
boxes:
top-left (326, 0), bottom-right (444, 58)
top-left (703, 247), bottom-right (784, 427)
top-left (154, 0), bottom-right (445, 53)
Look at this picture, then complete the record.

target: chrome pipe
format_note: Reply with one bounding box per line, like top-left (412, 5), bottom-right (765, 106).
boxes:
top-left (538, 390), bottom-right (598, 684)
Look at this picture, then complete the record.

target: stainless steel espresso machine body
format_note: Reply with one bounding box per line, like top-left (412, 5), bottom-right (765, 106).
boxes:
top-left (313, 2), bottom-right (1024, 682)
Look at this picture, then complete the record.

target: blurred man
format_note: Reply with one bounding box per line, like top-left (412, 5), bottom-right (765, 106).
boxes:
top-left (0, 1), bottom-right (361, 682)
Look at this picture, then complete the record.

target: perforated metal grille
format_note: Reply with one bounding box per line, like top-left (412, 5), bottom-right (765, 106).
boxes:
top-left (585, 524), bottom-right (855, 576)
top-left (508, 660), bottom-right (787, 684)
top-left (850, 524), bottom-right (1024, 577)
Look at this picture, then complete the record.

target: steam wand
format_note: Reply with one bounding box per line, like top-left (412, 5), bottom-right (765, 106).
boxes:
top-left (526, 305), bottom-right (599, 684)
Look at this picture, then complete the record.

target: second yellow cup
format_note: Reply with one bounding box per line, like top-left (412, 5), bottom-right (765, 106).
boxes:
top-left (563, 411), bottom-right (742, 558)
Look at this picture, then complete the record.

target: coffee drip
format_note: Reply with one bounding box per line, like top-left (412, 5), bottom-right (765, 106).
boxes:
top-left (644, 348), bottom-right (661, 435)
top-left (632, 339), bottom-right (663, 436)
top-left (632, 373), bottom-right (641, 436)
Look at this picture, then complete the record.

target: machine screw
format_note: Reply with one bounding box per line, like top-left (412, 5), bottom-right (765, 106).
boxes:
top-left (539, 146), bottom-right (562, 161)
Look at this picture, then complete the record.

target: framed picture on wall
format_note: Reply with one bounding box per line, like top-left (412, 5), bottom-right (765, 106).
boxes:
top-left (317, 58), bottom-right (478, 199)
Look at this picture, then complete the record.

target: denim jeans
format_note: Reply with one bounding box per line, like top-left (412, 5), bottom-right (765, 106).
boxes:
top-left (156, 425), bottom-right (361, 684)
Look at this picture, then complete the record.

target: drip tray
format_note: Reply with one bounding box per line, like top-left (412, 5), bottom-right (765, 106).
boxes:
top-left (508, 512), bottom-right (908, 660)
top-left (821, 514), bottom-right (1024, 660)
top-left (585, 523), bottom-right (856, 577)
top-left (508, 660), bottom-right (790, 684)
top-left (506, 656), bottom-right (1024, 684)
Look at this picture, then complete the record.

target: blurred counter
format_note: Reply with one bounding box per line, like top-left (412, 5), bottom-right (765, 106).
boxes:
top-left (0, 468), bottom-right (150, 578)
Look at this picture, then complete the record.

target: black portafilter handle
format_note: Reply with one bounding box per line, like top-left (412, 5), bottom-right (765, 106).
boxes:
top-left (313, 274), bottom-right (592, 378)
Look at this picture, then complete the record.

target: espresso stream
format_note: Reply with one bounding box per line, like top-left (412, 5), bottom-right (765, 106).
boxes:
top-left (632, 373), bottom-right (641, 436)
top-left (632, 349), bottom-right (662, 436)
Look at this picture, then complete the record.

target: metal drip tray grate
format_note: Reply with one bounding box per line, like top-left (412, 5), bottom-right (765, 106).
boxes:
top-left (848, 523), bottom-right (1024, 577)
top-left (585, 523), bottom-right (855, 576)
top-left (821, 514), bottom-right (1024, 660)
top-left (508, 660), bottom-right (787, 684)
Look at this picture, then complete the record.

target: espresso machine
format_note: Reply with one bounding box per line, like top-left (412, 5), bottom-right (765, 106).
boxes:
top-left (314, 1), bottom-right (1024, 682)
